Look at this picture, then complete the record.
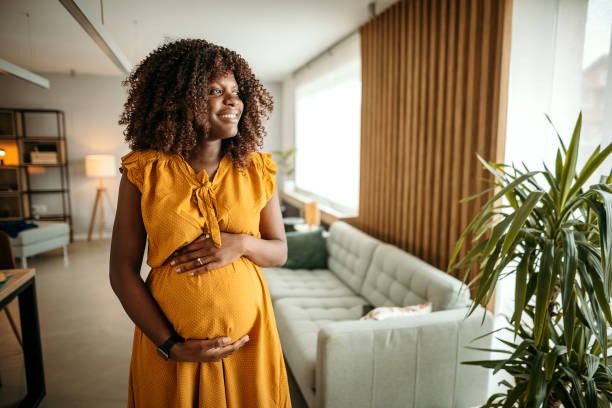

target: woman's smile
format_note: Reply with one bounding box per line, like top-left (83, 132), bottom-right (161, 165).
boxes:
top-left (217, 110), bottom-right (240, 123)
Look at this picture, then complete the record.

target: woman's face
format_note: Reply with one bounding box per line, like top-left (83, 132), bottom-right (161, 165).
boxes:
top-left (206, 72), bottom-right (244, 140)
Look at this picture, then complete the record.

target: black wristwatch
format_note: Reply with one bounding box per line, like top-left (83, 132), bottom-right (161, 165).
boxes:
top-left (157, 333), bottom-right (184, 360)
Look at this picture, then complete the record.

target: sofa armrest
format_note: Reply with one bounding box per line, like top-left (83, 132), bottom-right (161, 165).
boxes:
top-left (315, 306), bottom-right (494, 408)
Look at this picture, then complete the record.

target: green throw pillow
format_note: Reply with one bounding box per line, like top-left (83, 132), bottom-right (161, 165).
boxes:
top-left (282, 228), bottom-right (328, 270)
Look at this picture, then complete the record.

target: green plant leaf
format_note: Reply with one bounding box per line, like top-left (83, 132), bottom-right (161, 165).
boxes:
top-left (556, 149), bottom-right (564, 181)
top-left (561, 228), bottom-right (578, 354)
top-left (569, 142), bottom-right (612, 198)
top-left (586, 378), bottom-right (598, 407)
top-left (526, 351), bottom-right (547, 405)
top-left (513, 249), bottom-right (532, 336)
top-left (477, 154), bottom-right (508, 182)
top-left (460, 185), bottom-right (498, 203)
top-left (448, 171), bottom-right (539, 271)
top-left (545, 112), bottom-right (568, 153)
top-left (501, 191), bottom-right (544, 255)
top-left (503, 381), bottom-right (528, 408)
top-left (563, 366), bottom-right (586, 408)
top-left (587, 354), bottom-right (600, 379)
top-left (544, 345), bottom-right (567, 381)
top-left (559, 113), bottom-right (582, 207)
top-left (534, 240), bottom-right (554, 345)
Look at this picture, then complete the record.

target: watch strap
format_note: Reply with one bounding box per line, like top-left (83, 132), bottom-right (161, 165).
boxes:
top-left (157, 333), bottom-right (184, 360)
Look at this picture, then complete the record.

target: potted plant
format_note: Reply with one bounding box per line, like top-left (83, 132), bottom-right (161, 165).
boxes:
top-left (449, 113), bottom-right (612, 407)
top-left (272, 147), bottom-right (297, 192)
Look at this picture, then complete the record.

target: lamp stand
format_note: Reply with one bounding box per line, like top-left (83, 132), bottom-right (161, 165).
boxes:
top-left (87, 178), bottom-right (116, 241)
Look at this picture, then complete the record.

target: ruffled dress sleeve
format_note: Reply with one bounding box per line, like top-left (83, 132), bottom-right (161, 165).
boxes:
top-left (120, 150), bottom-right (158, 192)
top-left (259, 152), bottom-right (277, 202)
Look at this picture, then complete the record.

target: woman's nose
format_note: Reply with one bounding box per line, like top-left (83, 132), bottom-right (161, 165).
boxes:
top-left (224, 94), bottom-right (240, 106)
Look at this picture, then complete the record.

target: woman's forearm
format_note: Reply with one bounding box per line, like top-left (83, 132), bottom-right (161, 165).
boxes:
top-left (241, 234), bottom-right (287, 267)
top-left (110, 269), bottom-right (175, 347)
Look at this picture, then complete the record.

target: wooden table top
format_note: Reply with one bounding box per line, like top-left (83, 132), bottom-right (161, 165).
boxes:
top-left (0, 268), bottom-right (35, 303)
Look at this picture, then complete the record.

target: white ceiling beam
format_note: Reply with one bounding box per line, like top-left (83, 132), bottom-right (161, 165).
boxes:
top-left (0, 58), bottom-right (50, 89)
top-left (58, 0), bottom-right (132, 75)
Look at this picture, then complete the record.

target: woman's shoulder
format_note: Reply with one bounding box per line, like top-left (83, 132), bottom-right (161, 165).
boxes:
top-left (121, 149), bottom-right (171, 166)
top-left (248, 151), bottom-right (277, 176)
top-left (120, 149), bottom-right (177, 191)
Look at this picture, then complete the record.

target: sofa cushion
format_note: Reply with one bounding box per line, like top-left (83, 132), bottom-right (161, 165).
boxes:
top-left (262, 268), bottom-right (357, 302)
top-left (282, 228), bottom-right (327, 270)
top-left (274, 296), bottom-right (368, 393)
top-left (326, 221), bottom-right (380, 294)
top-left (9, 221), bottom-right (70, 247)
top-left (359, 244), bottom-right (470, 311)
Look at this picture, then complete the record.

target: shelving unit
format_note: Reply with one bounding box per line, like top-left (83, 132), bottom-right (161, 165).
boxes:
top-left (0, 108), bottom-right (73, 240)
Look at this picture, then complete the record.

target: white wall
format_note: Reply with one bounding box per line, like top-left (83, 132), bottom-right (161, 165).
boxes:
top-left (0, 73), bottom-right (282, 239)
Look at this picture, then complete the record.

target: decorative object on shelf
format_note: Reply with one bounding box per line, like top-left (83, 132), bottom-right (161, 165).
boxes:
top-left (0, 148), bottom-right (4, 166)
top-left (449, 113), bottom-right (612, 407)
top-left (29, 142), bottom-right (59, 164)
top-left (85, 154), bottom-right (116, 241)
top-left (271, 147), bottom-right (297, 192)
top-left (0, 109), bottom-right (72, 241)
top-left (30, 204), bottom-right (47, 220)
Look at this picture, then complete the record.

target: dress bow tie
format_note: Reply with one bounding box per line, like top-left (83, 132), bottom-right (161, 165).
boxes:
top-left (193, 181), bottom-right (222, 248)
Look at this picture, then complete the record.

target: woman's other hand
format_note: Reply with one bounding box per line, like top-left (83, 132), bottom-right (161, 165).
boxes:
top-left (165, 231), bottom-right (245, 276)
top-left (171, 334), bottom-right (250, 362)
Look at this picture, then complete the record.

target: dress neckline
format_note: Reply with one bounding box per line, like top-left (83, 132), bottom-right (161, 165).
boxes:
top-left (176, 153), bottom-right (229, 186)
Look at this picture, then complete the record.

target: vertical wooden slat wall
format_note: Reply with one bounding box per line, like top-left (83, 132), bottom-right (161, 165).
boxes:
top-left (354, 0), bottom-right (513, 289)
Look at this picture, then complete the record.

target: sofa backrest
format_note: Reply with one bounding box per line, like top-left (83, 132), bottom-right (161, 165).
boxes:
top-left (326, 221), bottom-right (381, 293)
top-left (359, 244), bottom-right (470, 311)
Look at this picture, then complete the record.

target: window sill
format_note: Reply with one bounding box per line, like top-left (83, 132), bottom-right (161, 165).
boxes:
top-left (280, 189), bottom-right (357, 226)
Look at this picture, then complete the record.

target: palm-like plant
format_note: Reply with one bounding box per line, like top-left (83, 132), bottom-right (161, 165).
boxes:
top-left (272, 147), bottom-right (297, 178)
top-left (449, 114), bottom-right (612, 407)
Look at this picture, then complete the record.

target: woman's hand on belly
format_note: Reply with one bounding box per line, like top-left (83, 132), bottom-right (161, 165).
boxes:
top-left (171, 334), bottom-right (250, 362)
top-left (165, 231), bottom-right (246, 276)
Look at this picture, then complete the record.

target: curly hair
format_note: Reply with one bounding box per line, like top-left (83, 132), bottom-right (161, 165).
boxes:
top-left (119, 39), bottom-right (273, 169)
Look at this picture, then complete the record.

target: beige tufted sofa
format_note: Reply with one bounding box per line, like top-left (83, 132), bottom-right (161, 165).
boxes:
top-left (262, 221), bottom-right (494, 408)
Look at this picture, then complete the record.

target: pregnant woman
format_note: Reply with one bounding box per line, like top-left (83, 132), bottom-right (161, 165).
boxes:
top-left (109, 39), bottom-right (291, 407)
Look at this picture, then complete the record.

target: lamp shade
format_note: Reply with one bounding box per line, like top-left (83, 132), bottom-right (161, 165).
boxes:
top-left (85, 154), bottom-right (116, 178)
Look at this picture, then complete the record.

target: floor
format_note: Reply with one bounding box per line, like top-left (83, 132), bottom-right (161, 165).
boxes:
top-left (0, 239), bottom-right (308, 408)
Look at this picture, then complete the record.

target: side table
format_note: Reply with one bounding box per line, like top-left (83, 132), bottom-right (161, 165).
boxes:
top-left (0, 268), bottom-right (45, 407)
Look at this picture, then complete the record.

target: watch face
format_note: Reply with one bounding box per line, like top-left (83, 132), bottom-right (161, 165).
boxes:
top-left (157, 347), bottom-right (169, 360)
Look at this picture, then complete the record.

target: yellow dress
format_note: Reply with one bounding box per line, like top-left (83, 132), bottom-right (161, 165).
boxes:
top-left (120, 149), bottom-right (291, 408)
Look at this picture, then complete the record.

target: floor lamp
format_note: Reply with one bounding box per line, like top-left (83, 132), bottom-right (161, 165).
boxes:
top-left (85, 154), bottom-right (116, 241)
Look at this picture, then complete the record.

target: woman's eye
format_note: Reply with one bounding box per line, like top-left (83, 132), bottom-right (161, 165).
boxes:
top-left (233, 90), bottom-right (240, 96)
top-left (210, 89), bottom-right (222, 96)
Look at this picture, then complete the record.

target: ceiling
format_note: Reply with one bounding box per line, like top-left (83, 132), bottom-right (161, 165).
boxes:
top-left (0, 0), bottom-right (375, 81)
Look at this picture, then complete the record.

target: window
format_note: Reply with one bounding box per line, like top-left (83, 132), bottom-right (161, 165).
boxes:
top-left (492, 0), bottom-right (612, 394)
top-left (293, 33), bottom-right (361, 213)
top-left (580, 0), bottom-right (612, 184)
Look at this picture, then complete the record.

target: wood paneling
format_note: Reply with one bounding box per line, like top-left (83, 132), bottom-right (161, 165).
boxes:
top-left (353, 0), bottom-right (513, 291)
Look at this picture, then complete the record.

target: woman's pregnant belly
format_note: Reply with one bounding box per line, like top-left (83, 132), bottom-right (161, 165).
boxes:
top-left (147, 256), bottom-right (263, 341)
